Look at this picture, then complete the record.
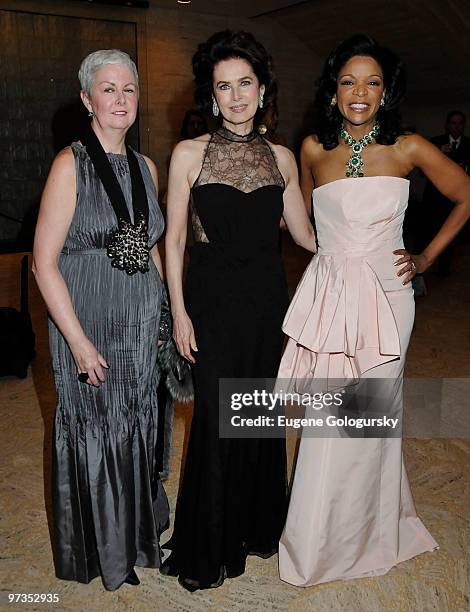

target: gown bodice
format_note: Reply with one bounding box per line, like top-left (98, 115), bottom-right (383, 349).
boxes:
top-left (190, 127), bottom-right (285, 248)
top-left (280, 176), bottom-right (412, 382)
top-left (313, 175), bottom-right (409, 255)
top-left (65, 143), bottom-right (163, 251)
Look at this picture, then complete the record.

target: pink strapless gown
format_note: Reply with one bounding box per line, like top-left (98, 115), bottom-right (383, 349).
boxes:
top-left (278, 176), bottom-right (438, 587)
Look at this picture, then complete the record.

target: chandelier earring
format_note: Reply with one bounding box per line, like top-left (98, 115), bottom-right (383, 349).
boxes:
top-left (212, 96), bottom-right (219, 117)
top-left (258, 91), bottom-right (264, 109)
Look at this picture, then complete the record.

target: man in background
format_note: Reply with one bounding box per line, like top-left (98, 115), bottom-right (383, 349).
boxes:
top-left (432, 111), bottom-right (470, 168)
top-left (425, 111), bottom-right (470, 276)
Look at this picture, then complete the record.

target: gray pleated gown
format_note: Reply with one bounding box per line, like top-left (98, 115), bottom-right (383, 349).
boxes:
top-left (49, 142), bottom-right (169, 591)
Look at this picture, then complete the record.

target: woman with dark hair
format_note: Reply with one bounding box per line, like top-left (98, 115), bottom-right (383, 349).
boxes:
top-left (161, 30), bottom-right (316, 591)
top-left (278, 34), bottom-right (470, 586)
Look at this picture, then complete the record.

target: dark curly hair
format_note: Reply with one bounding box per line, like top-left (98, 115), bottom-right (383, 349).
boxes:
top-left (315, 34), bottom-right (406, 150)
top-left (192, 30), bottom-right (278, 132)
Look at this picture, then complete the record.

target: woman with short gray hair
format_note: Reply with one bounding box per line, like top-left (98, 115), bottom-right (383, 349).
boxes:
top-left (33, 49), bottom-right (169, 590)
top-left (78, 49), bottom-right (139, 97)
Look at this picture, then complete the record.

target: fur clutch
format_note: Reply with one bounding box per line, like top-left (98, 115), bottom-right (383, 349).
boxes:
top-left (157, 338), bottom-right (194, 403)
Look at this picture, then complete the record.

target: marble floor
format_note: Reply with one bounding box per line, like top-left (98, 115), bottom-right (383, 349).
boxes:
top-left (0, 237), bottom-right (469, 611)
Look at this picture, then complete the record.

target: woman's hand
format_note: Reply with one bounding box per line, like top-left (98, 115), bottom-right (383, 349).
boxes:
top-left (165, 139), bottom-right (205, 365)
top-left (173, 312), bottom-right (197, 363)
top-left (70, 336), bottom-right (109, 387)
top-left (34, 148), bottom-right (108, 383)
top-left (394, 249), bottom-right (429, 285)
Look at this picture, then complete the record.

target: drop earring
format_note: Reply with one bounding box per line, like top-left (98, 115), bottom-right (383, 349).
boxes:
top-left (258, 91), bottom-right (264, 109)
top-left (212, 96), bottom-right (219, 117)
top-left (330, 95), bottom-right (337, 107)
top-left (380, 94), bottom-right (385, 107)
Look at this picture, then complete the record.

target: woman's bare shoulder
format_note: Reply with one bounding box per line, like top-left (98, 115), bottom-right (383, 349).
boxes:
top-left (393, 133), bottom-right (436, 168)
top-left (49, 146), bottom-right (76, 177)
top-left (395, 132), bottom-right (431, 153)
top-left (174, 133), bottom-right (210, 154)
top-left (268, 142), bottom-right (296, 165)
top-left (301, 134), bottom-right (326, 162)
top-left (170, 134), bottom-right (209, 166)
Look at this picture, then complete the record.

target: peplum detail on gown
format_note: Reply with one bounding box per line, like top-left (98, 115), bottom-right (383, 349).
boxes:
top-left (280, 253), bottom-right (402, 382)
top-left (279, 176), bottom-right (411, 385)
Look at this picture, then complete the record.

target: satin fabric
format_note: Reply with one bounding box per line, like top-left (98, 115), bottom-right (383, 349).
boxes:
top-left (49, 144), bottom-right (169, 591)
top-left (278, 176), bottom-right (438, 587)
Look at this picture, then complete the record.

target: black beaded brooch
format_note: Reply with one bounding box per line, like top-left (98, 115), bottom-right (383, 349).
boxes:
top-left (107, 216), bottom-right (150, 275)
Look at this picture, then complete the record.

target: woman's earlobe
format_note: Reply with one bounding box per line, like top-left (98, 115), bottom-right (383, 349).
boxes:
top-left (80, 90), bottom-right (92, 113)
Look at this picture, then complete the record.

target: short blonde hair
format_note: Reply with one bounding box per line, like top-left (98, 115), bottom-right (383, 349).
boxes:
top-left (78, 49), bottom-right (139, 96)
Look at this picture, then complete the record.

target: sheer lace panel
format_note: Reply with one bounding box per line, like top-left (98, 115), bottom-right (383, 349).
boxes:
top-left (193, 126), bottom-right (285, 194)
top-left (190, 192), bottom-right (208, 243)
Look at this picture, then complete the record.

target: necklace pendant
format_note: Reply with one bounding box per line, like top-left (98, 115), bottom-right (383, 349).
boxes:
top-left (340, 121), bottom-right (380, 179)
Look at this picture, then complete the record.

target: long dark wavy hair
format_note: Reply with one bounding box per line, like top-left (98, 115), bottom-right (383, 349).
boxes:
top-left (315, 34), bottom-right (406, 149)
top-left (192, 30), bottom-right (278, 133)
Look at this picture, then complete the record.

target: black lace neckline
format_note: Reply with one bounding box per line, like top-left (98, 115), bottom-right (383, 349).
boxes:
top-left (216, 125), bottom-right (258, 143)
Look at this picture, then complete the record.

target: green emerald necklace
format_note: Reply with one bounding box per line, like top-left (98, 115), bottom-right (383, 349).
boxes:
top-left (340, 121), bottom-right (380, 178)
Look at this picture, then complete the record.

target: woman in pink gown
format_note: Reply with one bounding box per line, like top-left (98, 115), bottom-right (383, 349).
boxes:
top-left (278, 34), bottom-right (470, 587)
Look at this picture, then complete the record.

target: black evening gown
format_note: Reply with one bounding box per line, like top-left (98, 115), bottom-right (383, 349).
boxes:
top-left (49, 143), bottom-right (169, 591)
top-left (161, 126), bottom-right (289, 590)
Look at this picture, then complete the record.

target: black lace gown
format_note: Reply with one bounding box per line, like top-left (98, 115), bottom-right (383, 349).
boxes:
top-left (161, 127), bottom-right (289, 590)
